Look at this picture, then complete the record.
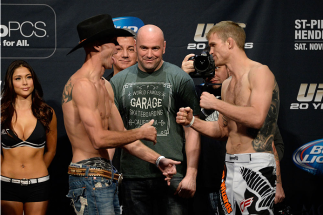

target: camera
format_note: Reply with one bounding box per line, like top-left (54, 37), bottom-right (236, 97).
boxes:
top-left (188, 51), bottom-right (215, 78)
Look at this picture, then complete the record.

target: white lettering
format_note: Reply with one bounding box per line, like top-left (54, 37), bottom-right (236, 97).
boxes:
top-left (130, 97), bottom-right (162, 109)
top-left (1, 21), bottom-right (47, 38)
top-left (34, 21), bottom-right (47, 37)
top-left (302, 155), bottom-right (316, 163)
top-left (295, 30), bottom-right (323, 39)
top-left (0, 25), bottom-right (9, 37)
top-left (312, 103), bottom-right (322, 109)
top-left (310, 146), bottom-right (323, 154)
top-left (309, 43), bottom-right (323, 50)
top-left (316, 156), bottom-right (323, 163)
top-left (295, 20), bottom-right (302, 29)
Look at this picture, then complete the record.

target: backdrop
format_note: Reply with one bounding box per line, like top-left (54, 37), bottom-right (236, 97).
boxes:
top-left (1, 1), bottom-right (323, 214)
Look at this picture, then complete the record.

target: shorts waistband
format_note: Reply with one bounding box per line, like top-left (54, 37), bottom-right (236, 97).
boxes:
top-left (70, 157), bottom-right (113, 171)
top-left (225, 153), bottom-right (274, 163)
top-left (0, 175), bottom-right (50, 186)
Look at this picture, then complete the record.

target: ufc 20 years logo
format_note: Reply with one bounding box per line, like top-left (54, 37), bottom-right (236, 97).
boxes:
top-left (290, 83), bottom-right (323, 110)
top-left (187, 23), bottom-right (253, 50)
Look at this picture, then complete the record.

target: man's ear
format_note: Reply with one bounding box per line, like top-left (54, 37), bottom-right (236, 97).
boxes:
top-left (93, 41), bottom-right (101, 52)
top-left (227, 37), bottom-right (234, 49)
top-left (163, 41), bottom-right (166, 54)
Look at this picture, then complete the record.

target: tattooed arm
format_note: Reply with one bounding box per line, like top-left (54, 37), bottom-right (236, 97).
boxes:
top-left (62, 78), bottom-right (73, 104)
top-left (251, 78), bottom-right (280, 153)
top-left (272, 142), bottom-right (285, 203)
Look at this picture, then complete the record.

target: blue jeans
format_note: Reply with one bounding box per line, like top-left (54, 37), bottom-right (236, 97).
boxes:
top-left (122, 177), bottom-right (188, 215)
top-left (66, 164), bottom-right (120, 215)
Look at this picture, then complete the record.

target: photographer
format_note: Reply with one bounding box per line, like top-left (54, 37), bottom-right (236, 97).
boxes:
top-left (182, 53), bottom-right (229, 215)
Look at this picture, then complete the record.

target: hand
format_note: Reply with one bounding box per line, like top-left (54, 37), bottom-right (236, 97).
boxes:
top-left (176, 107), bottom-right (193, 126)
top-left (274, 183), bottom-right (285, 204)
top-left (181, 54), bottom-right (195, 74)
top-left (174, 175), bottom-right (196, 198)
top-left (140, 119), bottom-right (157, 144)
top-left (200, 92), bottom-right (218, 110)
top-left (158, 158), bottom-right (181, 185)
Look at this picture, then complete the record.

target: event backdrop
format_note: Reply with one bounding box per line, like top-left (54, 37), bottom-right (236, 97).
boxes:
top-left (1, 1), bottom-right (323, 214)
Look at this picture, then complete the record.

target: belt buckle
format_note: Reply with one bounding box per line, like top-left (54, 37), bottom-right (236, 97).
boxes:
top-left (117, 173), bottom-right (123, 185)
top-left (21, 178), bottom-right (29, 186)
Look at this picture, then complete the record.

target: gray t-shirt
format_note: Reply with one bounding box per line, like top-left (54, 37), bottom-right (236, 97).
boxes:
top-left (110, 62), bottom-right (200, 178)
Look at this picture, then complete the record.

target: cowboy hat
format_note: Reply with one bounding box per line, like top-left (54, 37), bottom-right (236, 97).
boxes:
top-left (67, 14), bottom-right (133, 55)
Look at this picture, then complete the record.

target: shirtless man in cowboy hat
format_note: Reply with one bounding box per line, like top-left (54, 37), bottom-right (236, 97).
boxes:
top-left (62, 14), bottom-right (180, 215)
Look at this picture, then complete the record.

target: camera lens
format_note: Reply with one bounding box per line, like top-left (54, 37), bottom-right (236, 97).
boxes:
top-left (194, 56), bottom-right (210, 72)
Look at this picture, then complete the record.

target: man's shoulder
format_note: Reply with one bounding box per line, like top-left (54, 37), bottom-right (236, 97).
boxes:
top-left (163, 61), bottom-right (192, 79)
top-left (163, 61), bottom-right (184, 72)
top-left (249, 61), bottom-right (272, 75)
top-left (110, 64), bottom-right (137, 82)
top-left (71, 78), bottom-right (97, 98)
top-left (73, 77), bottom-right (93, 87)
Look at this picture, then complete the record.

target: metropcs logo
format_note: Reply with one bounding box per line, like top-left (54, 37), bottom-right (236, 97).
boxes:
top-left (293, 139), bottom-right (323, 176)
top-left (290, 83), bottom-right (323, 110)
top-left (187, 23), bottom-right (253, 50)
top-left (0, 4), bottom-right (56, 59)
top-left (112, 17), bottom-right (144, 33)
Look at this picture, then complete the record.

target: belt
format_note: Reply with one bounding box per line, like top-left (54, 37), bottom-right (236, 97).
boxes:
top-left (0, 175), bottom-right (50, 186)
top-left (68, 166), bottom-right (122, 183)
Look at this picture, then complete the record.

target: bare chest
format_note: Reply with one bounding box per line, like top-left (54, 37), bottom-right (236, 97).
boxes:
top-left (96, 82), bottom-right (112, 127)
top-left (224, 78), bottom-right (251, 107)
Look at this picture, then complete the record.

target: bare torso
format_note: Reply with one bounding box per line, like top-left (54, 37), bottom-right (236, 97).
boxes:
top-left (1, 114), bottom-right (48, 179)
top-left (222, 61), bottom-right (279, 154)
top-left (1, 147), bottom-right (47, 178)
top-left (62, 72), bottom-right (112, 163)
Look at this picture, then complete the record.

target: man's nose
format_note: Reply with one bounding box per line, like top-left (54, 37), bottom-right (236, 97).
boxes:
top-left (209, 48), bottom-right (214, 55)
top-left (122, 49), bottom-right (129, 58)
top-left (147, 49), bottom-right (153, 57)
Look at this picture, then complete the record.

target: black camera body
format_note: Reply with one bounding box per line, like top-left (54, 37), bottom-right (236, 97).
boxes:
top-left (188, 51), bottom-right (215, 78)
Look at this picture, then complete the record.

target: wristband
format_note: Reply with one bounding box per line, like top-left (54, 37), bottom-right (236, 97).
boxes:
top-left (155, 156), bottom-right (165, 167)
top-left (185, 116), bottom-right (195, 127)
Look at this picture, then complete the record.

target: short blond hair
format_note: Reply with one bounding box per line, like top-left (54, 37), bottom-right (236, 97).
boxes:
top-left (206, 21), bottom-right (246, 50)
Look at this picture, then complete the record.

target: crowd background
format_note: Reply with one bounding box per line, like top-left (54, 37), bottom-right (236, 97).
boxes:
top-left (1, 0), bottom-right (323, 214)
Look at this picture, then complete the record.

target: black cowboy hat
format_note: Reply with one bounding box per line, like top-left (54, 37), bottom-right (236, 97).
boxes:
top-left (67, 14), bottom-right (133, 55)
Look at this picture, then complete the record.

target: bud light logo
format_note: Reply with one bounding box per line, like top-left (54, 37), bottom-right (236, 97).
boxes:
top-left (112, 17), bottom-right (144, 33)
top-left (293, 139), bottom-right (323, 176)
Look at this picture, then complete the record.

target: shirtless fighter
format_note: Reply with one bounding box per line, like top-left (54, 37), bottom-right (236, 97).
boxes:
top-left (177, 21), bottom-right (284, 215)
top-left (62, 14), bottom-right (180, 215)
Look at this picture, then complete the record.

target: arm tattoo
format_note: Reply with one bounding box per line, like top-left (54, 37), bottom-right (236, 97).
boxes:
top-left (252, 81), bottom-right (280, 153)
top-left (222, 115), bottom-right (228, 127)
top-left (62, 78), bottom-right (74, 104)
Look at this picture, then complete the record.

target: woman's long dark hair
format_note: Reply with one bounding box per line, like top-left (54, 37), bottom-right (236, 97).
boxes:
top-left (1, 60), bottom-right (53, 134)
